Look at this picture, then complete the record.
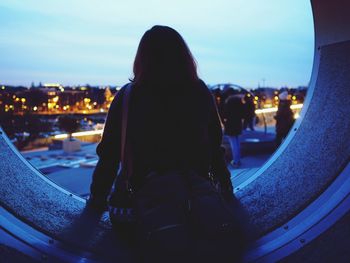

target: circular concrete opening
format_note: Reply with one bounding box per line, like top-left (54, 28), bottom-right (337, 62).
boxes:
top-left (1, 0), bottom-right (350, 262)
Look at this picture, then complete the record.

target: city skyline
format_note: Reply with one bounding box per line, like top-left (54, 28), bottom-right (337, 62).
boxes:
top-left (0, 0), bottom-right (314, 87)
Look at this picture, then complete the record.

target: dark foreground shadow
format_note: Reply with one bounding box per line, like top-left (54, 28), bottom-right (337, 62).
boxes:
top-left (58, 196), bottom-right (254, 263)
top-left (59, 205), bottom-right (139, 263)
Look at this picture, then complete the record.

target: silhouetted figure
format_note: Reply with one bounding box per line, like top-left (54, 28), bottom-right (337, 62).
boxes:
top-left (211, 88), bottom-right (225, 120)
top-left (223, 91), bottom-right (244, 167)
top-left (88, 25), bottom-right (247, 263)
top-left (243, 93), bottom-right (256, 131)
top-left (274, 91), bottom-right (295, 146)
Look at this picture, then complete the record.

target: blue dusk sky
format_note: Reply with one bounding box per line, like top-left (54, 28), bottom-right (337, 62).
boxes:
top-left (0, 0), bottom-right (314, 88)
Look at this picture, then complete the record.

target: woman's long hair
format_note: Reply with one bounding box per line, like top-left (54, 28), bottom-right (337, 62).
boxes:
top-left (132, 25), bottom-right (199, 86)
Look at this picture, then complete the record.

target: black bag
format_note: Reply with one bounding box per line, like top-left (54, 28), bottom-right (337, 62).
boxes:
top-left (188, 173), bottom-right (240, 235)
top-left (134, 170), bottom-right (244, 262)
top-left (109, 83), bottom-right (136, 225)
top-left (135, 171), bottom-right (192, 261)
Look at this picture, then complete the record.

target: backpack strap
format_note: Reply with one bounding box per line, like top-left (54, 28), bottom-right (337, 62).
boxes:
top-left (120, 83), bottom-right (133, 186)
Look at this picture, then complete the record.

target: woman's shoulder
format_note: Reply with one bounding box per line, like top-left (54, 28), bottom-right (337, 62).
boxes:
top-left (108, 82), bottom-right (132, 110)
top-left (119, 82), bottom-right (133, 93)
top-left (195, 79), bottom-right (213, 99)
top-left (114, 82), bottom-right (133, 99)
top-left (196, 78), bottom-right (209, 90)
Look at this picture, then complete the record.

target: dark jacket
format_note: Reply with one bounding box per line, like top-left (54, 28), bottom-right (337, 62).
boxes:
top-left (223, 95), bottom-right (244, 136)
top-left (275, 100), bottom-right (294, 137)
top-left (243, 95), bottom-right (256, 119)
top-left (90, 80), bottom-right (232, 203)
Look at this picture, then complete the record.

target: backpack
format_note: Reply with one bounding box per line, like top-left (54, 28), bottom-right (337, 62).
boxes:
top-left (134, 170), bottom-right (247, 263)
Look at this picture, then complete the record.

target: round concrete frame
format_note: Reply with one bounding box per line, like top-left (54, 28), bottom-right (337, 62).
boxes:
top-left (1, 0), bottom-right (350, 262)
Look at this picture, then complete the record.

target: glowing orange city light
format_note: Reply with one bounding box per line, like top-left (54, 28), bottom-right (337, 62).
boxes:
top-left (54, 129), bottom-right (103, 139)
top-left (255, 103), bottom-right (303, 114)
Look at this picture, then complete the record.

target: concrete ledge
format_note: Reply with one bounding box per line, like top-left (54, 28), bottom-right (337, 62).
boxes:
top-left (0, 137), bottom-right (103, 247)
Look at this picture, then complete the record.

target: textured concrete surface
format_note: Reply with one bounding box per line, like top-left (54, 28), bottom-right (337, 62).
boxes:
top-left (236, 40), bottom-right (350, 236)
top-left (0, 136), bottom-right (116, 253)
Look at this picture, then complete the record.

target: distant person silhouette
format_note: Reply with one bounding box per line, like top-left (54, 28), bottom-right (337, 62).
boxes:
top-left (223, 90), bottom-right (244, 168)
top-left (87, 25), bottom-right (247, 263)
top-left (274, 91), bottom-right (295, 146)
top-left (243, 93), bottom-right (256, 131)
top-left (212, 88), bottom-right (225, 120)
